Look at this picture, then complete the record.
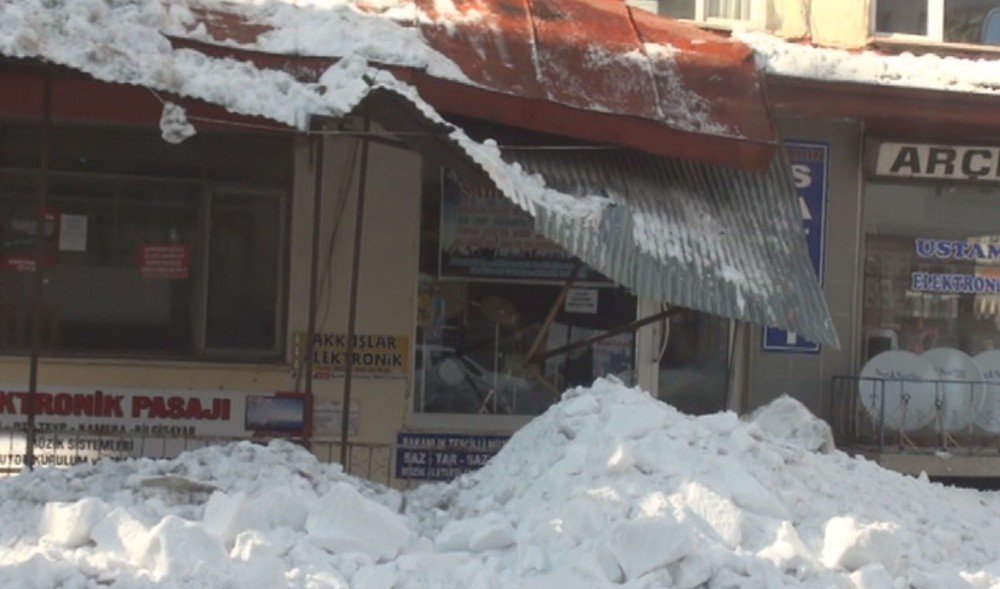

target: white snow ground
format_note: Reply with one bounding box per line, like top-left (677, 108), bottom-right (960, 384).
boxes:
top-left (0, 379), bottom-right (997, 588)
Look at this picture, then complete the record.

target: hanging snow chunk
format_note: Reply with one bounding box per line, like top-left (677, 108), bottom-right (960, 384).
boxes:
top-left (159, 101), bottom-right (197, 144)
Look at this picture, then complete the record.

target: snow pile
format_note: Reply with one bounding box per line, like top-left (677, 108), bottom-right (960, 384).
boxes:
top-left (0, 379), bottom-right (998, 588)
top-left (748, 394), bottom-right (835, 454)
top-left (737, 30), bottom-right (1000, 95)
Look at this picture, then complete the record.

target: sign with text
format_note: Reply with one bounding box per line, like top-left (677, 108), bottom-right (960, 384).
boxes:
top-left (139, 243), bottom-right (189, 280)
top-left (0, 385), bottom-right (260, 469)
top-left (293, 332), bottom-right (410, 380)
top-left (763, 142), bottom-right (828, 354)
top-left (395, 432), bottom-right (508, 481)
top-left (1, 206), bottom-right (60, 273)
top-left (438, 170), bottom-right (606, 283)
top-left (874, 142), bottom-right (1000, 183)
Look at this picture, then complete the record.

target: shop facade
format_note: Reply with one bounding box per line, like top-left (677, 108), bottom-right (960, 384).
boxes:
top-left (751, 79), bottom-right (1000, 480)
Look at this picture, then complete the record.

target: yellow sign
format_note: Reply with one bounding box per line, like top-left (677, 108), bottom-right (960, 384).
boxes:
top-left (293, 332), bottom-right (410, 379)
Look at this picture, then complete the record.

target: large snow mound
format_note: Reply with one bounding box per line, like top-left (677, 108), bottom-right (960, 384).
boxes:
top-left (1, 379), bottom-right (998, 588)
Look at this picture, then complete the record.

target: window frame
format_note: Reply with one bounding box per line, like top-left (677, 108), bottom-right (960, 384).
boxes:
top-left (870, 0), bottom-right (1000, 47)
top-left (660, 0), bottom-right (766, 29)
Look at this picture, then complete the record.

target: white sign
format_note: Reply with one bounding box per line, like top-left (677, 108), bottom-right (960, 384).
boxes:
top-left (564, 288), bottom-right (599, 314)
top-left (58, 214), bottom-right (88, 252)
top-left (312, 400), bottom-right (359, 437)
top-left (875, 142), bottom-right (1000, 182)
top-left (0, 385), bottom-right (279, 468)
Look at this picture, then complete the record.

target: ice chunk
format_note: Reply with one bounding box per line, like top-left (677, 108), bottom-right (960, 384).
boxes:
top-left (848, 564), bottom-right (895, 589)
top-left (749, 394), bottom-right (835, 453)
top-left (305, 482), bottom-right (411, 561)
top-left (609, 515), bottom-right (695, 580)
top-left (138, 515), bottom-right (229, 581)
top-left (822, 517), bottom-right (901, 573)
top-left (40, 497), bottom-right (109, 548)
top-left (436, 513), bottom-right (514, 552)
top-left (159, 101), bottom-right (196, 144)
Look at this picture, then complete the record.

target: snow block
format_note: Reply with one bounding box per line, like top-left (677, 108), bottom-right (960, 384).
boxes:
top-left (848, 564), bottom-right (895, 589)
top-left (138, 515), bottom-right (229, 581)
top-left (436, 513), bottom-right (514, 553)
top-left (749, 394), bottom-right (835, 453)
top-left (822, 517), bottom-right (901, 573)
top-left (305, 482), bottom-right (410, 561)
top-left (609, 515), bottom-right (695, 580)
top-left (40, 497), bottom-right (110, 548)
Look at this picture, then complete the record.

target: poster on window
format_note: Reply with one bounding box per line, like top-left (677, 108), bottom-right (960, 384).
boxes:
top-left (0, 206), bottom-right (60, 273)
top-left (0, 385), bottom-right (302, 469)
top-left (438, 170), bottom-right (607, 283)
top-left (763, 141), bottom-right (828, 354)
top-left (138, 242), bottom-right (190, 280)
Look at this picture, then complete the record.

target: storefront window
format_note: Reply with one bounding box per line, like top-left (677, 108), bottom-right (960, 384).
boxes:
top-left (862, 181), bottom-right (1000, 361)
top-left (0, 123), bottom-right (290, 359)
top-left (415, 169), bottom-right (637, 415)
top-left (657, 309), bottom-right (730, 415)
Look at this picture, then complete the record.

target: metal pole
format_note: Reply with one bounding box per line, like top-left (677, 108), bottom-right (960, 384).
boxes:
top-left (340, 117), bottom-right (371, 467)
top-left (26, 71), bottom-right (53, 471)
top-left (304, 133), bottom-right (324, 443)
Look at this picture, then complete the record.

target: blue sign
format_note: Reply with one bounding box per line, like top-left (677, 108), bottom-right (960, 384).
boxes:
top-left (763, 141), bottom-right (829, 354)
top-left (395, 432), bottom-right (509, 481)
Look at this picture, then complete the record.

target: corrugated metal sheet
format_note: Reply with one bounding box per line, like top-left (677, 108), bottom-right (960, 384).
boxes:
top-left (501, 148), bottom-right (839, 347)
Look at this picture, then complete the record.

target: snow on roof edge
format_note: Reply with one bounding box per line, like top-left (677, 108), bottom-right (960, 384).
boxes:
top-left (735, 30), bottom-right (1000, 97)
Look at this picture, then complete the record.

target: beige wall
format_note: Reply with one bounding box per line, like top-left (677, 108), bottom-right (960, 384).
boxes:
top-left (291, 133), bottom-right (421, 449)
top-left (766, 0), bottom-right (872, 47)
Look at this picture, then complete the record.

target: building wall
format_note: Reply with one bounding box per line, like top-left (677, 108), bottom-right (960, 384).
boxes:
top-left (289, 134), bottom-right (422, 449)
top-left (746, 115), bottom-right (864, 415)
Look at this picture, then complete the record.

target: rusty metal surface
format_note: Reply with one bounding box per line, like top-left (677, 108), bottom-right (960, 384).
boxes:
top-left (179, 0), bottom-right (778, 169)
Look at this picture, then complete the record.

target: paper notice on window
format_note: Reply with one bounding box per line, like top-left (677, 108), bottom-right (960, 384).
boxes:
top-left (58, 214), bottom-right (88, 252)
top-left (564, 288), bottom-right (599, 314)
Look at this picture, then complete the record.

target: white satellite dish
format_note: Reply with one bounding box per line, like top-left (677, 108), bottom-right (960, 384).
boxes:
top-left (973, 349), bottom-right (1000, 434)
top-left (859, 351), bottom-right (937, 432)
top-left (921, 348), bottom-right (985, 433)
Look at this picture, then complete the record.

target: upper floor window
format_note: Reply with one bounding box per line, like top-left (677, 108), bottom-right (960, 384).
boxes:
top-left (875, 0), bottom-right (1000, 46)
top-left (649, 0), bottom-right (764, 27)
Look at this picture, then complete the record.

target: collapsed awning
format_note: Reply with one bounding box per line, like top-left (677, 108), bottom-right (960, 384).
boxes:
top-left (352, 82), bottom-right (838, 347)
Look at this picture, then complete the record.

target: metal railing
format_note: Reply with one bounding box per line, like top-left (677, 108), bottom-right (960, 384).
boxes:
top-left (0, 428), bottom-right (396, 487)
top-left (829, 376), bottom-right (1000, 454)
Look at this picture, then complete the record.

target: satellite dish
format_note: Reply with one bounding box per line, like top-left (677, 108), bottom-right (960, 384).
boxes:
top-left (921, 348), bottom-right (985, 433)
top-left (982, 7), bottom-right (1000, 45)
top-left (481, 295), bottom-right (519, 327)
top-left (973, 349), bottom-right (1000, 433)
top-left (859, 351), bottom-right (937, 432)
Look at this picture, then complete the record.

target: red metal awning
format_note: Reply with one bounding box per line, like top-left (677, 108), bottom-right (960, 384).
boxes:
top-left (174, 0), bottom-right (778, 170)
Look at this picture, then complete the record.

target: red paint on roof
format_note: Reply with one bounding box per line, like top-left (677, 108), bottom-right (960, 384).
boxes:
top-left (180, 1), bottom-right (778, 170)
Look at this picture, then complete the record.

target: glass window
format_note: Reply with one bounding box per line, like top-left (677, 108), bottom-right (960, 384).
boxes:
top-left (657, 0), bottom-right (696, 18)
top-left (876, 0), bottom-right (1000, 45)
top-left (862, 181), bottom-right (1000, 361)
top-left (875, 0), bottom-right (929, 35)
top-left (657, 308), bottom-right (730, 415)
top-left (0, 123), bottom-right (290, 359)
top-left (415, 168), bottom-right (637, 416)
top-left (945, 0), bottom-right (1000, 44)
top-left (706, 0), bottom-right (752, 20)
